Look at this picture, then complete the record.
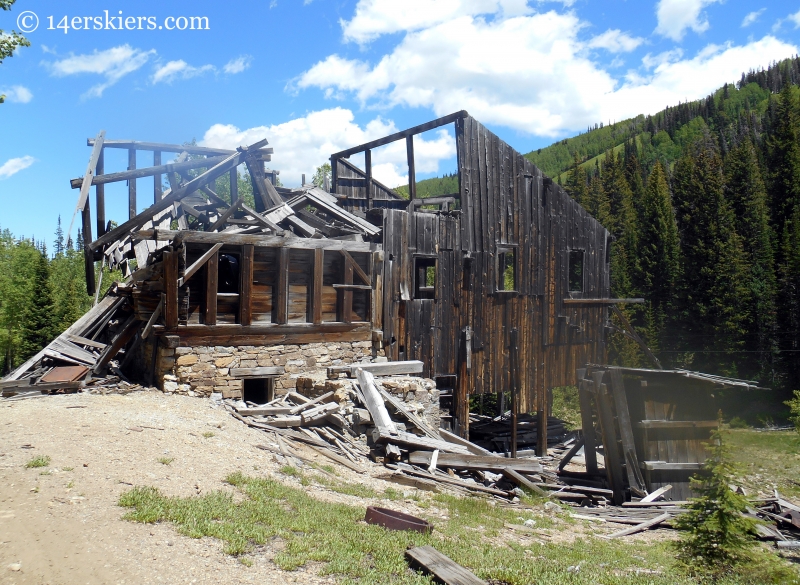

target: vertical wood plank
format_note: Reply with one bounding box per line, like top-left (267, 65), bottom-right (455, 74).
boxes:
top-left (277, 247), bottom-right (289, 324)
top-left (128, 148), bottom-right (137, 219)
top-left (204, 251), bottom-right (218, 326)
top-left (230, 168), bottom-right (239, 205)
top-left (342, 254), bottom-right (354, 323)
top-left (95, 149), bottom-right (106, 238)
top-left (81, 197), bottom-right (95, 296)
top-left (365, 149), bottom-right (373, 210)
top-left (609, 368), bottom-right (643, 492)
top-left (164, 250), bottom-right (179, 328)
top-left (406, 136), bottom-right (416, 203)
top-left (239, 244), bottom-right (254, 326)
top-left (312, 248), bottom-right (323, 325)
top-left (153, 151), bottom-right (162, 203)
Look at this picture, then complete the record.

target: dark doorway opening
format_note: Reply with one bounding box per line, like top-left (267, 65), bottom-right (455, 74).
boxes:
top-left (243, 378), bottom-right (274, 404)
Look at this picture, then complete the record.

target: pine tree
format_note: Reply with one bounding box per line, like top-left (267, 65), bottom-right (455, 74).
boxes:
top-left (18, 249), bottom-right (57, 361)
top-left (564, 152), bottom-right (588, 205)
top-left (765, 83), bottom-right (800, 240)
top-left (724, 139), bottom-right (777, 379)
top-left (54, 216), bottom-right (65, 257)
top-left (777, 205), bottom-right (800, 391)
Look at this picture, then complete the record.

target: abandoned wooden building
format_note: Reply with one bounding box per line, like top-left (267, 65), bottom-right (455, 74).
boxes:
top-left (2, 110), bottom-right (766, 503)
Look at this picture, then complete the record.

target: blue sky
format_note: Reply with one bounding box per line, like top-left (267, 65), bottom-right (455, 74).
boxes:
top-left (1, 0), bottom-right (799, 243)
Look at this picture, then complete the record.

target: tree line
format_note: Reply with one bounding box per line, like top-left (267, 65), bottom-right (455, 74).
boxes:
top-left (560, 73), bottom-right (800, 398)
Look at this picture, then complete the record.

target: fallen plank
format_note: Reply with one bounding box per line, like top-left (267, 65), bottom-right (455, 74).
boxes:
top-left (409, 451), bottom-right (542, 474)
top-left (236, 406), bottom-right (294, 416)
top-left (400, 468), bottom-right (510, 497)
top-left (288, 391), bottom-right (335, 415)
top-left (640, 484), bottom-right (672, 503)
top-left (375, 430), bottom-right (470, 455)
top-left (305, 443), bottom-right (364, 474)
top-left (502, 468), bottom-right (549, 497)
top-left (622, 501), bottom-right (687, 508)
top-left (356, 368), bottom-right (397, 434)
top-left (406, 546), bottom-right (488, 585)
top-left (777, 541), bottom-right (800, 549)
top-left (376, 472), bottom-right (441, 493)
top-left (328, 360), bottom-right (424, 378)
top-left (603, 513), bottom-right (671, 539)
top-left (378, 386), bottom-right (440, 440)
top-left (438, 428), bottom-right (494, 456)
top-left (300, 402), bottom-right (339, 424)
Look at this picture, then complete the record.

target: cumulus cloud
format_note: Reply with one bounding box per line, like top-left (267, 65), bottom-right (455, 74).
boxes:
top-left (655, 0), bottom-right (721, 41)
top-left (201, 108), bottom-right (456, 187)
top-left (46, 45), bottom-right (155, 98)
top-left (341, 0), bottom-right (532, 43)
top-left (223, 55), bottom-right (253, 74)
top-left (587, 29), bottom-right (644, 53)
top-left (152, 60), bottom-right (214, 84)
top-left (0, 85), bottom-right (33, 103)
top-left (788, 9), bottom-right (800, 28)
top-left (0, 156), bottom-right (35, 179)
top-left (295, 3), bottom-right (797, 139)
top-left (742, 9), bottom-right (765, 27)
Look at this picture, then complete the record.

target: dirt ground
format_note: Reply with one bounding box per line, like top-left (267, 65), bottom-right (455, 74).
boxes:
top-left (0, 389), bottom-right (433, 585)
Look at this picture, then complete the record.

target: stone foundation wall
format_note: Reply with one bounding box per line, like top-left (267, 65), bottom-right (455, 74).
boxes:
top-left (155, 340), bottom-right (379, 398)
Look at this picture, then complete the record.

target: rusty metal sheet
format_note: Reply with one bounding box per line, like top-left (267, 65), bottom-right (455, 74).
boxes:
top-left (40, 366), bottom-right (89, 384)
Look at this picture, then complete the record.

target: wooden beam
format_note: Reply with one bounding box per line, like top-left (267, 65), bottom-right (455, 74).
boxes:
top-left (577, 373), bottom-right (599, 474)
top-left (207, 198), bottom-right (245, 233)
top-left (405, 546), bottom-right (487, 585)
top-left (141, 296), bottom-right (164, 339)
top-left (68, 130), bottom-right (105, 241)
top-left (340, 250), bottom-right (370, 286)
top-left (312, 248), bottom-right (323, 325)
top-left (229, 366), bottom-right (284, 378)
top-left (164, 250), bottom-right (179, 328)
top-left (128, 148), bottom-right (137, 219)
top-left (563, 298), bottom-right (644, 305)
top-left (408, 451), bottom-right (542, 474)
top-left (153, 151), bottom-right (162, 203)
top-left (239, 244), bottom-right (254, 326)
top-left (276, 247), bottom-right (289, 324)
top-left (81, 196), bottom-right (95, 296)
top-left (594, 374), bottom-right (625, 505)
top-left (406, 135), bottom-right (417, 203)
top-left (355, 368), bottom-right (397, 434)
top-left (204, 249), bottom-right (218, 326)
top-left (69, 154), bottom-right (230, 189)
top-left (178, 243), bottom-right (223, 287)
top-left (365, 148), bottom-right (373, 210)
top-left (609, 368), bottom-right (644, 493)
top-left (603, 513), bottom-right (671, 539)
top-left (96, 149), bottom-right (105, 237)
top-left (87, 138), bottom-right (272, 158)
top-left (230, 168), bottom-right (239, 204)
top-left (136, 229), bottom-right (378, 252)
top-left (342, 250), bottom-right (354, 323)
top-left (330, 111), bottom-right (468, 159)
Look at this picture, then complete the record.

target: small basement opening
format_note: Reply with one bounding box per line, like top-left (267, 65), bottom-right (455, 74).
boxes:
top-left (243, 378), bottom-right (274, 404)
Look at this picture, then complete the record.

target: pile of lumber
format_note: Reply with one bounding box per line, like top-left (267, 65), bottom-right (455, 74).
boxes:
top-left (468, 412), bottom-right (568, 453)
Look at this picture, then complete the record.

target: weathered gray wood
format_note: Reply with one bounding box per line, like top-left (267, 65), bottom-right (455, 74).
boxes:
top-left (641, 484), bottom-right (672, 503)
top-left (305, 444), bottom-right (364, 473)
top-left (288, 391), bottom-right (335, 415)
top-left (640, 461), bottom-right (703, 471)
top-left (378, 386), bottom-right (440, 440)
top-left (409, 451), bottom-right (542, 474)
top-left (141, 296), bottom-right (163, 339)
top-left (374, 429), bottom-right (471, 455)
top-left (406, 546), bottom-right (488, 585)
top-left (229, 366), bottom-right (285, 378)
top-left (178, 243), bottom-right (224, 287)
top-left (236, 406), bottom-right (293, 416)
top-left (136, 229), bottom-right (377, 252)
top-left (609, 368), bottom-right (644, 493)
top-left (88, 138), bottom-right (272, 158)
top-left (438, 428), bottom-right (494, 456)
top-left (68, 130), bottom-right (105, 241)
top-left (603, 513), bottom-right (671, 539)
top-left (355, 368), bottom-right (397, 434)
top-left (502, 468), bottom-right (549, 496)
top-left (300, 402), bottom-right (339, 424)
top-left (69, 154), bottom-right (231, 189)
top-left (328, 360), bottom-right (424, 378)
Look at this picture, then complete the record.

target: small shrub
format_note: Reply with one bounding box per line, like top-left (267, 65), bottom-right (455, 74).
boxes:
top-left (25, 455), bottom-right (51, 468)
top-left (785, 390), bottom-right (800, 431)
top-left (673, 425), bottom-right (759, 580)
top-left (202, 431), bottom-right (215, 439)
top-left (728, 416), bottom-right (750, 429)
top-left (158, 457), bottom-right (174, 465)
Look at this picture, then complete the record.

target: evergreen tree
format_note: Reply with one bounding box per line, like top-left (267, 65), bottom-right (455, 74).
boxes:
top-left (765, 83), bottom-right (800, 240)
top-left (54, 215), bottom-right (65, 257)
top-left (777, 205), bottom-right (800, 391)
top-left (563, 152), bottom-right (588, 205)
top-left (18, 249), bottom-right (57, 361)
top-left (724, 139), bottom-right (777, 379)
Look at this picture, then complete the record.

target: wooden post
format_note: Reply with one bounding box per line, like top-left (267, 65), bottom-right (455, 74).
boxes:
top-left (311, 248), bottom-right (323, 325)
top-left (277, 247), bottom-right (289, 324)
top-left (577, 374), bottom-right (599, 474)
top-left (81, 197), bottom-right (95, 296)
top-left (230, 168), bottom-right (238, 205)
top-left (593, 370), bottom-right (625, 505)
top-left (239, 244), bottom-right (254, 326)
top-left (510, 328), bottom-right (518, 458)
top-left (164, 250), bottom-right (179, 328)
top-left (365, 149), bottom-right (373, 210)
top-left (609, 368), bottom-right (644, 493)
top-left (128, 148), bottom-right (137, 219)
top-left (406, 136), bottom-right (416, 204)
top-left (95, 149), bottom-right (105, 237)
top-left (330, 157), bottom-right (338, 194)
top-left (342, 253), bottom-right (354, 323)
top-left (455, 326), bottom-right (471, 439)
top-left (536, 386), bottom-right (548, 457)
top-left (153, 151), bottom-right (162, 203)
top-left (204, 250), bottom-right (218, 326)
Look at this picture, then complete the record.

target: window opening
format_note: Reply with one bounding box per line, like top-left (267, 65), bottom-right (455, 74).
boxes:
top-left (413, 257), bottom-right (436, 300)
top-left (568, 250), bottom-right (584, 292)
top-left (243, 378), bottom-right (274, 404)
top-left (497, 248), bottom-right (516, 291)
top-left (218, 254), bottom-right (240, 293)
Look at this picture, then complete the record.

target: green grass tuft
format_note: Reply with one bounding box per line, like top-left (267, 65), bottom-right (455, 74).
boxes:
top-left (158, 457), bottom-right (175, 465)
top-left (25, 455), bottom-right (51, 468)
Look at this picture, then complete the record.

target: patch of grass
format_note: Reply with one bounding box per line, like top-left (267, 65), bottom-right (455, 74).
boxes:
top-left (726, 428), bottom-right (800, 499)
top-left (280, 465), bottom-right (300, 477)
top-left (551, 386), bottom-right (581, 430)
top-left (39, 470), bottom-right (51, 476)
top-left (62, 466), bottom-right (74, 471)
top-left (728, 416), bottom-right (750, 429)
top-left (116, 471), bottom-right (797, 584)
top-left (202, 431), bottom-right (215, 439)
top-left (25, 455), bottom-right (51, 468)
top-left (239, 557), bottom-right (253, 567)
top-left (158, 457), bottom-right (175, 465)
top-left (382, 487), bottom-right (403, 501)
top-left (66, 480), bottom-right (75, 489)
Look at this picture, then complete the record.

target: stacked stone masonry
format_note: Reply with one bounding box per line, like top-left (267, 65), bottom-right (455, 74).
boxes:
top-left (156, 341), bottom-right (379, 398)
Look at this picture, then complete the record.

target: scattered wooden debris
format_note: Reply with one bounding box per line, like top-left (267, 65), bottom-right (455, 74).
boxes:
top-left (406, 546), bottom-right (487, 585)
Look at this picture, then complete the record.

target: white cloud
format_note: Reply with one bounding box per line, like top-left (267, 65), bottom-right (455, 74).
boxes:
top-left (0, 85), bottom-right (33, 103)
top-left (47, 45), bottom-right (155, 98)
top-left (341, 0), bottom-right (532, 43)
top-left (655, 0), bottom-right (721, 41)
top-left (0, 156), bottom-right (35, 179)
top-left (295, 2), bottom-right (797, 139)
top-left (152, 60), bottom-right (214, 84)
top-left (742, 9), bottom-right (765, 27)
top-left (201, 108), bottom-right (456, 187)
top-left (587, 29), bottom-right (644, 53)
top-left (788, 9), bottom-right (800, 28)
top-left (223, 55), bottom-right (252, 74)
